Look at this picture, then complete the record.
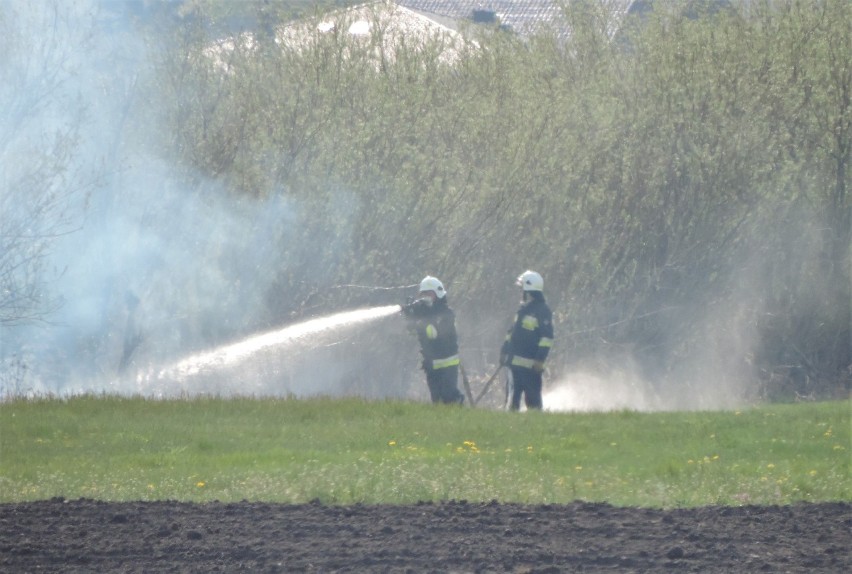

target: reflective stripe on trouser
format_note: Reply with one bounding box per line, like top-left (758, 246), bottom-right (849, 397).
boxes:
top-left (432, 354), bottom-right (460, 369)
top-left (510, 355), bottom-right (536, 369)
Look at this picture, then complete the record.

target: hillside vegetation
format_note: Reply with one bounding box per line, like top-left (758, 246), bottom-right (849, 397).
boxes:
top-left (147, 0), bottom-right (849, 402)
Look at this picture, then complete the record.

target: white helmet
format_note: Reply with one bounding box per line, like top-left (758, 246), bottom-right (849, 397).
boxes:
top-left (419, 276), bottom-right (446, 298)
top-left (516, 270), bottom-right (543, 292)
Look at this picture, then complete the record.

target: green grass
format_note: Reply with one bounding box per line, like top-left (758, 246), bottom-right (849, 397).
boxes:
top-left (0, 396), bottom-right (848, 508)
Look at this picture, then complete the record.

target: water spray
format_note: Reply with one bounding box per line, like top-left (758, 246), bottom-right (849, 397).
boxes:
top-left (138, 305), bottom-right (400, 385)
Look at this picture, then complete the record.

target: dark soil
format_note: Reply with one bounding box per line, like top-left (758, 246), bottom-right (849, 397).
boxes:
top-left (1, 498), bottom-right (849, 573)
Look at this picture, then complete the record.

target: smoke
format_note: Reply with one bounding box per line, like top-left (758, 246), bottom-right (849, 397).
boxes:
top-left (544, 370), bottom-right (663, 413)
top-left (542, 285), bottom-right (764, 413)
top-left (541, 209), bottom-right (834, 414)
top-left (0, 1), bottom-right (415, 400)
top-left (543, 352), bottom-right (755, 413)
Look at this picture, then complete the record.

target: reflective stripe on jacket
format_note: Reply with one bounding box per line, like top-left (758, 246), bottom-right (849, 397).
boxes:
top-left (431, 354), bottom-right (460, 369)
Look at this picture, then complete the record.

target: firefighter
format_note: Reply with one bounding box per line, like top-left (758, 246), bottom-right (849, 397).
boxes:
top-left (500, 270), bottom-right (554, 410)
top-left (401, 276), bottom-right (465, 405)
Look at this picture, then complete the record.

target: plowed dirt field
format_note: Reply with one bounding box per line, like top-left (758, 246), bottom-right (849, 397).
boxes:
top-left (1, 498), bottom-right (849, 572)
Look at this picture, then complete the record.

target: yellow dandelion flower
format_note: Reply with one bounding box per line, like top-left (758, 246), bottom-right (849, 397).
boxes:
top-left (767, 463), bottom-right (775, 469)
top-left (388, 440), bottom-right (397, 446)
top-left (809, 470), bottom-right (817, 476)
top-left (196, 481), bottom-right (205, 488)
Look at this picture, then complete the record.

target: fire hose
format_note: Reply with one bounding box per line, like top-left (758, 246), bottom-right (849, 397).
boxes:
top-left (459, 364), bottom-right (475, 405)
top-left (472, 365), bottom-right (504, 406)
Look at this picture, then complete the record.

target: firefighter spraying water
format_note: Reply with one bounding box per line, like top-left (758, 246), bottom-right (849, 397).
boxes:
top-left (400, 276), bottom-right (465, 405)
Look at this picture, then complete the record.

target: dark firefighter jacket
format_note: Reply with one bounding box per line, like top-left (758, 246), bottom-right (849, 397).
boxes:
top-left (403, 300), bottom-right (460, 371)
top-left (502, 295), bottom-right (554, 370)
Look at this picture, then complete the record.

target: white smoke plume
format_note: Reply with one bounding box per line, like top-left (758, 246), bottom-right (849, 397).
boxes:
top-left (0, 1), bottom-right (415, 400)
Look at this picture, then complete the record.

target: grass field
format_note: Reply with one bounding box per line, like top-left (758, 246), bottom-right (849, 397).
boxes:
top-left (0, 396), bottom-right (848, 508)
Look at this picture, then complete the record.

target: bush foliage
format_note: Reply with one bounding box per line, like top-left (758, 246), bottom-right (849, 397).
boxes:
top-left (149, 0), bottom-right (849, 401)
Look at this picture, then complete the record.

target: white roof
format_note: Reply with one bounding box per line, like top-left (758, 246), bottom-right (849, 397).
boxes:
top-left (205, 1), bottom-right (471, 71)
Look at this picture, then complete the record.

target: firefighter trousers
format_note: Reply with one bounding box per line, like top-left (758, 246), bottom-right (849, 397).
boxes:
top-left (509, 367), bottom-right (542, 411)
top-left (425, 366), bottom-right (464, 405)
